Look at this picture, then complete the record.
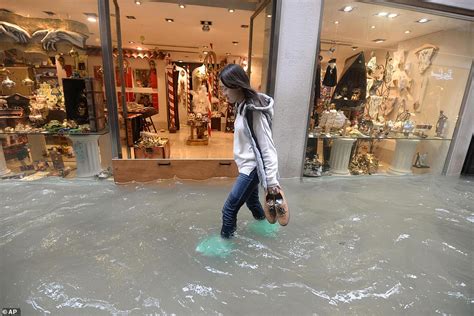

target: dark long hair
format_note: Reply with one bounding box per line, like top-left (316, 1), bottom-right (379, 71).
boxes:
top-left (219, 64), bottom-right (266, 111)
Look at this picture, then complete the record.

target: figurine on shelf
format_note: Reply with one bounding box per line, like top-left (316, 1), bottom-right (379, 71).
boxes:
top-left (435, 110), bottom-right (448, 138)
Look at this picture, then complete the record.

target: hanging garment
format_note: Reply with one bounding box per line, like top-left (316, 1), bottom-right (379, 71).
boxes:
top-left (322, 63), bottom-right (337, 87)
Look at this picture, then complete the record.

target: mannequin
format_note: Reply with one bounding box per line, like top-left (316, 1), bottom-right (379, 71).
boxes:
top-left (322, 58), bottom-right (337, 87)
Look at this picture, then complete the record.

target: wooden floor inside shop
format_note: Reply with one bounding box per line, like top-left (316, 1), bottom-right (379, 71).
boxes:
top-left (122, 121), bottom-right (234, 160)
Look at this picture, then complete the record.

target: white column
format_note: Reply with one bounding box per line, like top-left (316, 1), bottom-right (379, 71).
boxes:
top-left (68, 134), bottom-right (102, 177)
top-left (27, 134), bottom-right (47, 161)
top-left (330, 138), bottom-right (356, 175)
top-left (0, 139), bottom-right (11, 176)
top-left (272, 0), bottom-right (323, 178)
top-left (388, 138), bottom-right (420, 175)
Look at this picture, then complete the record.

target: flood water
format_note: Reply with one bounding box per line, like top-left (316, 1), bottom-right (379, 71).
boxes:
top-left (0, 175), bottom-right (472, 315)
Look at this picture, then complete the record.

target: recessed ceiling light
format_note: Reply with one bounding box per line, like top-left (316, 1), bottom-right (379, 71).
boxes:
top-left (232, 41), bottom-right (238, 45)
top-left (178, 60), bottom-right (183, 63)
top-left (371, 25), bottom-right (376, 29)
top-left (341, 6), bottom-right (354, 12)
top-left (226, 53), bottom-right (231, 56)
top-left (417, 18), bottom-right (430, 23)
top-left (95, 38), bottom-right (100, 42)
top-left (404, 30), bottom-right (411, 34)
top-left (388, 13), bottom-right (398, 18)
top-left (377, 12), bottom-right (388, 17)
top-left (267, 14), bottom-right (272, 18)
top-left (203, 51), bottom-right (208, 55)
top-left (165, 18), bottom-right (174, 23)
top-left (203, 45), bottom-right (208, 49)
top-left (137, 47), bottom-right (143, 50)
top-left (135, 0), bottom-right (141, 5)
top-left (373, 39), bottom-right (386, 43)
top-left (334, 20), bottom-right (339, 24)
top-left (352, 46), bottom-right (358, 51)
top-left (179, 4), bottom-right (185, 9)
top-left (241, 24), bottom-right (249, 28)
top-left (87, 16), bottom-right (97, 22)
top-left (228, 9), bottom-right (235, 13)
top-left (129, 41), bottom-right (135, 44)
top-left (126, 15), bottom-right (136, 19)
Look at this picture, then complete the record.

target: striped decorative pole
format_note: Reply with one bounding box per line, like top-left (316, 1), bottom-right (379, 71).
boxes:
top-left (166, 65), bottom-right (177, 133)
top-left (186, 65), bottom-right (191, 114)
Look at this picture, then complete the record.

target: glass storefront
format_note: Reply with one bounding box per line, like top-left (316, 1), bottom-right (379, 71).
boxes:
top-left (304, 0), bottom-right (473, 177)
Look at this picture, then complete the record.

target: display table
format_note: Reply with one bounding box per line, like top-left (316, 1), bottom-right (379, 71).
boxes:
top-left (68, 134), bottom-right (102, 177)
top-left (0, 136), bottom-right (11, 176)
top-left (329, 138), bottom-right (356, 175)
top-left (388, 138), bottom-right (420, 175)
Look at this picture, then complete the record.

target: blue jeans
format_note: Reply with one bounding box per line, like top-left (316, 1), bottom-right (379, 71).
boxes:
top-left (221, 168), bottom-right (266, 238)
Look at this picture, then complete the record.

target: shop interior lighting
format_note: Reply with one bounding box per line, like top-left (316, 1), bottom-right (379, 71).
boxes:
top-left (126, 16), bottom-right (136, 19)
top-left (203, 51), bottom-right (208, 55)
top-left (226, 53), bottom-right (231, 56)
top-left (137, 47), bottom-right (143, 50)
top-left (417, 18), bottom-right (430, 23)
top-left (129, 41), bottom-right (135, 44)
top-left (135, 0), bottom-right (141, 5)
top-left (178, 60), bottom-right (183, 62)
top-left (377, 12), bottom-right (388, 17)
top-left (232, 41), bottom-right (238, 45)
top-left (340, 6), bottom-right (354, 12)
top-left (388, 13), bottom-right (398, 18)
top-left (228, 9), bottom-right (235, 13)
top-left (165, 18), bottom-right (174, 23)
top-left (371, 25), bottom-right (376, 29)
top-left (84, 13), bottom-right (98, 23)
top-left (404, 30), bottom-right (411, 34)
top-left (352, 46), bottom-right (358, 50)
top-left (373, 39), bottom-right (386, 43)
top-left (267, 14), bottom-right (272, 18)
top-left (241, 24), bottom-right (249, 28)
top-left (179, 4), bottom-right (185, 9)
top-left (334, 20), bottom-right (340, 24)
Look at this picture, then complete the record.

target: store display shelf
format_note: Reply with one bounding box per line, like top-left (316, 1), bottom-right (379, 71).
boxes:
top-left (0, 128), bottom-right (109, 136)
top-left (307, 133), bottom-right (452, 141)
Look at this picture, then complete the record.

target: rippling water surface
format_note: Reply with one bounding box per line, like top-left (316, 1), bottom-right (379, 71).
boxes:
top-left (0, 176), bottom-right (472, 315)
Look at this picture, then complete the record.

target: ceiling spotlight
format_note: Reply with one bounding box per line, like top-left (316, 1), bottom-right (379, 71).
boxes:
top-left (135, 0), bottom-right (141, 5)
top-left (334, 20), bottom-right (339, 24)
top-left (373, 39), bottom-right (386, 43)
top-left (129, 41), bottom-right (135, 44)
top-left (404, 30), bottom-right (411, 34)
top-left (371, 25), bottom-right (376, 29)
top-left (203, 51), bottom-right (208, 55)
top-left (178, 60), bottom-right (183, 63)
top-left (179, 4), bottom-right (185, 9)
top-left (417, 18), bottom-right (430, 23)
top-left (226, 53), bottom-right (231, 56)
top-left (232, 41), bottom-right (238, 45)
top-left (377, 12), bottom-right (388, 17)
top-left (341, 6), bottom-right (354, 12)
top-left (241, 24), bottom-right (249, 28)
top-left (267, 14), bottom-right (272, 18)
top-left (228, 9), bottom-right (235, 13)
top-left (87, 16), bottom-right (97, 22)
top-left (388, 13), bottom-right (398, 18)
top-left (203, 45), bottom-right (208, 49)
top-left (165, 18), bottom-right (174, 23)
top-left (352, 46), bottom-right (358, 51)
top-left (137, 47), bottom-right (143, 50)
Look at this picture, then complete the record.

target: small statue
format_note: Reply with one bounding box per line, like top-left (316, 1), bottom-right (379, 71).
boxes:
top-left (435, 110), bottom-right (448, 138)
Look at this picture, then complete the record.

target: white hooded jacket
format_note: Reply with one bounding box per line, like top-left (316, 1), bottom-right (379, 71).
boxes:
top-left (234, 93), bottom-right (279, 189)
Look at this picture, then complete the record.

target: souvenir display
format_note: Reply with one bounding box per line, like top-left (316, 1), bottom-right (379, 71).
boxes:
top-left (435, 111), bottom-right (448, 138)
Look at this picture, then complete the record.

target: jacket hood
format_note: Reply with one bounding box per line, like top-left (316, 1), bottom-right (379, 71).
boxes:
top-left (241, 93), bottom-right (274, 117)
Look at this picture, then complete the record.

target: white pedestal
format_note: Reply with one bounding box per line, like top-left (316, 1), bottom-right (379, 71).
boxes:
top-left (330, 138), bottom-right (356, 175)
top-left (68, 134), bottom-right (102, 177)
top-left (388, 138), bottom-right (420, 175)
top-left (27, 134), bottom-right (47, 161)
top-left (0, 139), bottom-right (11, 176)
